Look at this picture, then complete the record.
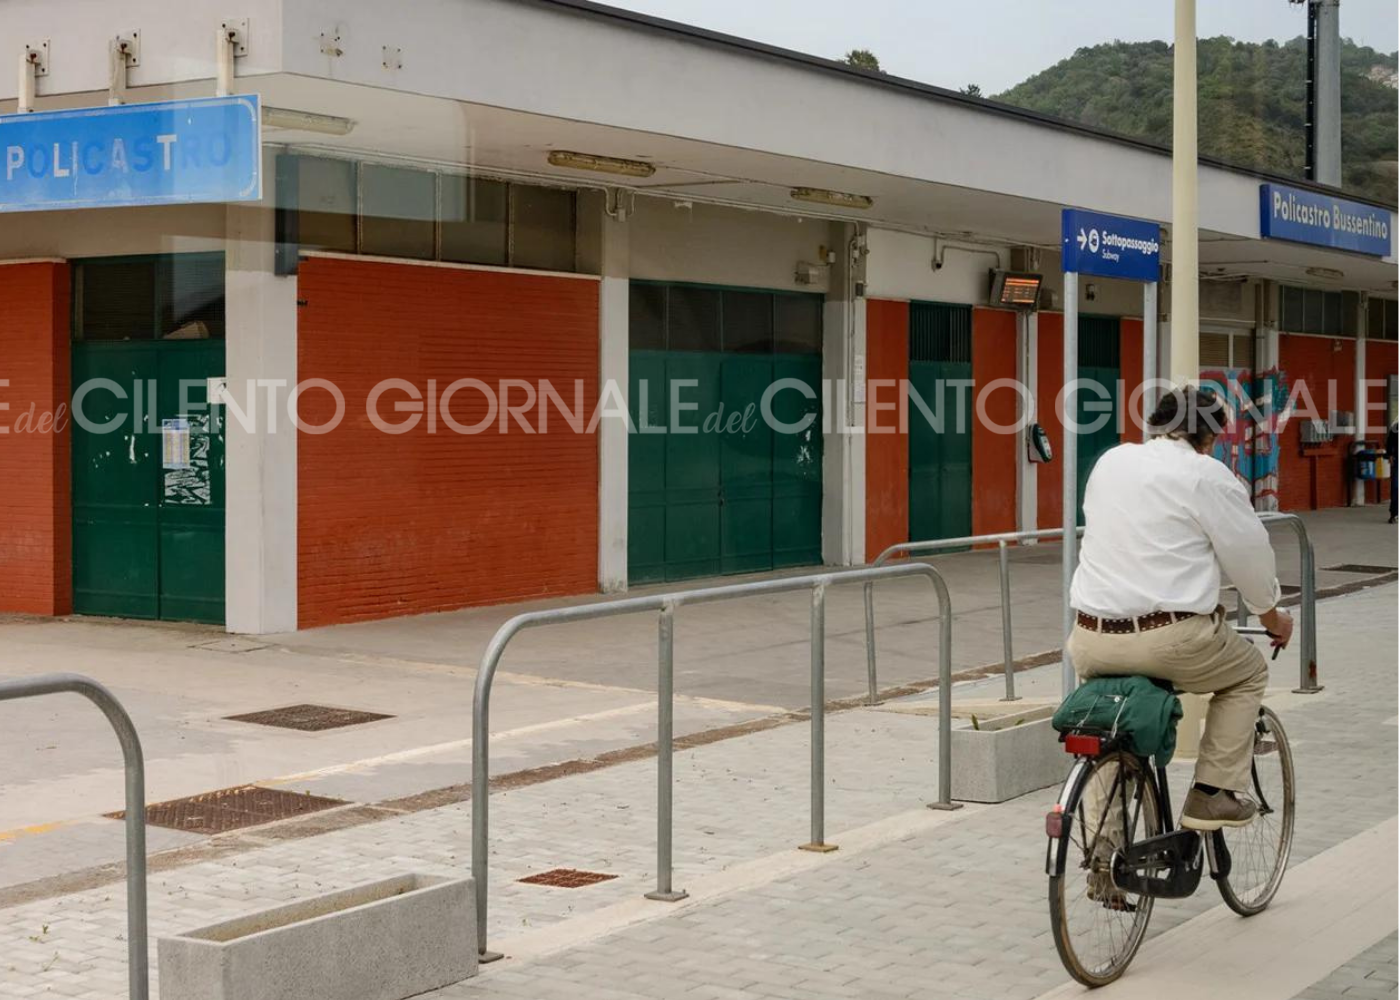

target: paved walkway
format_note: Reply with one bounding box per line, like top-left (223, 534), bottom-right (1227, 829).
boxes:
top-left (0, 582), bottom-right (1394, 998)
top-left (0, 508), bottom-right (1392, 892)
top-left (1293, 934), bottom-right (1398, 1000)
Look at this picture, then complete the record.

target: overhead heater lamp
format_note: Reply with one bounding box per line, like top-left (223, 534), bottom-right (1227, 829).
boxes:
top-left (261, 107), bottom-right (357, 136)
top-left (547, 150), bottom-right (657, 178)
top-left (790, 187), bottom-right (873, 210)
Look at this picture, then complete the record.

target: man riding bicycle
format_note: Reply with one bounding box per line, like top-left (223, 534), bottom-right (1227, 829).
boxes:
top-left (1067, 387), bottom-right (1293, 832)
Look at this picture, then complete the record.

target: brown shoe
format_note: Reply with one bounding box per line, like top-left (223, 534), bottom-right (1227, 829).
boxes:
top-left (1181, 788), bottom-right (1257, 831)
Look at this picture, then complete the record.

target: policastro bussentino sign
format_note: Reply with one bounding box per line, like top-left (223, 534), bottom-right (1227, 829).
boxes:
top-left (1259, 182), bottom-right (1392, 257)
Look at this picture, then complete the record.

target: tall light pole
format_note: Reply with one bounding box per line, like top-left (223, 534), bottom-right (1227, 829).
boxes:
top-left (1171, 0), bottom-right (1199, 387)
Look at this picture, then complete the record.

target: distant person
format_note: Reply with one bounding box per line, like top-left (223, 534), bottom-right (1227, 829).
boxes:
top-left (1387, 420), bottom-right (1398, 525)
top-left (1068, 387), bottom-right (1292, 832)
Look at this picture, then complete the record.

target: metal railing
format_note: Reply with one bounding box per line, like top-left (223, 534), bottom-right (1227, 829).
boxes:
top-left (863, 527), bottom-right (1084, 705)
top-left (0, 674), bottom-right (147, 1000)
top-left (861, 512), bottom-right (1321, 703)
top-left (1258, 512), bottom-right (1320, 694)
top-left (471, 562), bottom-right (956, 959)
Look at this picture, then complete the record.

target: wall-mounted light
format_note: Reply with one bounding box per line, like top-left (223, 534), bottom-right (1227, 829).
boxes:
top-left (1306, 265), bottom-right (1345, 281)
top-left (547, 150), bottom-right (656, 178)
top-left (263, 107), bottom-right (356, 136)
top-left (790, 187), bottom-right (873, 210)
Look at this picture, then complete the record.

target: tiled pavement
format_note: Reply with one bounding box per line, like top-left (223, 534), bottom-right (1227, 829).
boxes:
top-left (1294, 935), bottom-right (1399, 1000)
top-left (1, 584), bottom-right (1395, 999)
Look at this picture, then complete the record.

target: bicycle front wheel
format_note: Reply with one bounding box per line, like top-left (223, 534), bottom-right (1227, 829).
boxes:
top-left (1049, 751), bottom-right (1162, 988)
top-left (1217, 705), bottom-right (1295, 915)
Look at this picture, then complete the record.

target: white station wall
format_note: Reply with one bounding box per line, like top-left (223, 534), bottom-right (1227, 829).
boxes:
top-left (628, 197), bottom-right (832, 293)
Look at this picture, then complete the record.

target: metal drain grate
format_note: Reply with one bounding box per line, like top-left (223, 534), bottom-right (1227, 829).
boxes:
top-left (518, 868), bottom-right (619, 889)
top-left (225, 704), bottom-right (394, 731)
top-left (1324, 563), bottom-right (1397, 575)
top-left (108, 785), bottom-right (348, 834)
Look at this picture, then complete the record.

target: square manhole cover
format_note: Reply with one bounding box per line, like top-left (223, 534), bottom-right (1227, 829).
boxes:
top-left (518, 868), bottom-right (619, 889)
top-left (108, 785), bottom-right (348, 834)
top-left (1324, 563), bottom-right (1396, 575)
top-left (225, 704), bottom-right (394, 731)
top-left (191, 637), bottom-right (270, 654)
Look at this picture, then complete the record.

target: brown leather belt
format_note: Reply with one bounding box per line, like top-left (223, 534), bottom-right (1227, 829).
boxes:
top-left (1075, 609), bottom-right (1199, 635)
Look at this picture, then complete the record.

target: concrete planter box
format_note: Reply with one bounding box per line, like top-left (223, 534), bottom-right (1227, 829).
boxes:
top-left (949, 707), bottom-right (1066, 804)
top-left (158, 873), bottom-right (476, 1000)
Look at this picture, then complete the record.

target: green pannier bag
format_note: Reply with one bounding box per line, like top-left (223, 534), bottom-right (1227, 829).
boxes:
top-left (1051, 676), bottom-right (1184, 765)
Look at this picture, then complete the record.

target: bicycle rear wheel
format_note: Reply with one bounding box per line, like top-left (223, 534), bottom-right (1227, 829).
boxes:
top-left (1049, 751), bottom-right (1162, 988)
top-left (1217, 705), bottom-right (1295, 916)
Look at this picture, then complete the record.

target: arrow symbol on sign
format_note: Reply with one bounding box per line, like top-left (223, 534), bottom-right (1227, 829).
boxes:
top-left (1077, 228), bottom-right (1088, 250)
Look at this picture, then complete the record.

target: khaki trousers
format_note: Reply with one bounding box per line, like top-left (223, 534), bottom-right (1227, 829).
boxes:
top-left (1066, 610), bottom-right (1268, 792)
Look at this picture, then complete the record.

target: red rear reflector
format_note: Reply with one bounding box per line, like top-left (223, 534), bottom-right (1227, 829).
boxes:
top-left (1064, 734), bottom-right (1103, 757)
top-left (1045, 808), bottom-right (1071, 838)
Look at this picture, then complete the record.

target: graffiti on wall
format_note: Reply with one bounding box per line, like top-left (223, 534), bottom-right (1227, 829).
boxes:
top-left (1199, 366), bottom-right (1290, 512)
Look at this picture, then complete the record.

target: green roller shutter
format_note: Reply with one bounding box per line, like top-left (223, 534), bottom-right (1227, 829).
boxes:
top-left (1075, 316), bottom-right (1122, 525)
top-left (71, 255), bottom-right (227, 623)
top-left (908, 302), bottom-right (973, 544)
top-left (627, 283), bottom-right (822, 584)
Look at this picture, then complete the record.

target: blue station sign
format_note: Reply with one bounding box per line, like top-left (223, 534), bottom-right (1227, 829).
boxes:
top-left (1259, 183), bottom-right (1392, 257)
top-left (0, 95), bottom-right (260, 213)
top-left (1061, 209), bottom-right (1161, 281)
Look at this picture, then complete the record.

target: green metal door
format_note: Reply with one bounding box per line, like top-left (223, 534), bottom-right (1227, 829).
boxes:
top-left (1075, 316), bottom-right (1122, 525)
top-left (908, 303), bottom-right (973, 543)
top-left (627, 284), bottom-right (822, 584)
top-left (71, 255), bottom-right (227, 623)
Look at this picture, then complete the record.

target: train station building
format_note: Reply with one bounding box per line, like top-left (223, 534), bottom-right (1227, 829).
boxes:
top-left (0, 0), bottom-right (1396, 631)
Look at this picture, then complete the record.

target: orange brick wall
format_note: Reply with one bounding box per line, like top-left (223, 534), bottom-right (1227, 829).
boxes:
top-left (0, 262), bottom-right (71, 615)
top-left (1120, 318), bottom-right (1145, 443)
top-left (296, 257), bottom-right (600, 627)
top-left (864, 299), bottom-right (910, 561)
top-left (1036, 312), bottom-right (1065, 528)
top-left (971, 308), bottom-right (1018, 536)
top-left (1276, 334), bottom-right (1356, 511)
top-left (1366, 339), bottom-right (1397, 505)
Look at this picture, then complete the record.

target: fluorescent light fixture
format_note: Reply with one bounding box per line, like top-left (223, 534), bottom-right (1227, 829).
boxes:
top-left (1305, 266), bottom-right (1344, 281)
top-left (547, 150), bottom-right (656, 178)
top-left (790, 187), bottom-right (873, 210)
top-left (262, 107), bottom-right (356, 136)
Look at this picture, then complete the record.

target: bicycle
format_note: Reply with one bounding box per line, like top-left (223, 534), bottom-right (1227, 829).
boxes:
top-left (1044, 628), bottom-right (1296, 988)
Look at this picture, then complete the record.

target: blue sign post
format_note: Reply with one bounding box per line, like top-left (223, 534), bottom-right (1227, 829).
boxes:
top-left (1061, 208), bottom-right (1162, 281)
top-left (1058, 208), bottom-right (1162, 695)
top-left (0, 95), bottom-right (260, 213)
top-left (1259, 183), bottom-right (1392, 257)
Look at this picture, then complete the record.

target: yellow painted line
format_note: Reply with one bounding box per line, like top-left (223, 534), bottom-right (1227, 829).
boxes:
top-left (0, 819), bottom-right (77, 843)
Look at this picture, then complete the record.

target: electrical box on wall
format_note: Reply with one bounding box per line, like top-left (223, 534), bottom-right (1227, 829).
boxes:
top-left (1299, 419), bottom-right (1332, 445)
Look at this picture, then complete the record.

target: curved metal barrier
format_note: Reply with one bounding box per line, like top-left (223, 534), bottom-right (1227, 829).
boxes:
top-left (0, 674), bottom-right (148, 1000)
top-left (1258, 512), bottom-right (1320, 693)
top-left (471, 562), bottom-right (956, 959)
top-left (861, 513), bottom-right (1320, 703)
top-left (863, 527), bottom-right (1084, 705)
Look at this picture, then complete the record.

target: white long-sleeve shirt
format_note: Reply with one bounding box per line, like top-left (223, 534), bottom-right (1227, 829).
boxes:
top-left (1070, 437), bottom-right (1283, 618)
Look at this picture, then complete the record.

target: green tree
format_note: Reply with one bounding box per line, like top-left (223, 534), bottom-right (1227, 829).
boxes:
top-left (961, 83), bottom-right (983, 97)
top-left (994, 37), bottom-right (1397, 203)
top-left (844, 48), bottom-right (881, 72)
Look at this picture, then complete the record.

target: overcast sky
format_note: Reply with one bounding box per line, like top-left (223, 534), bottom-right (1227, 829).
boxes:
top-left (603, 0), bottom-right (1399, 94)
